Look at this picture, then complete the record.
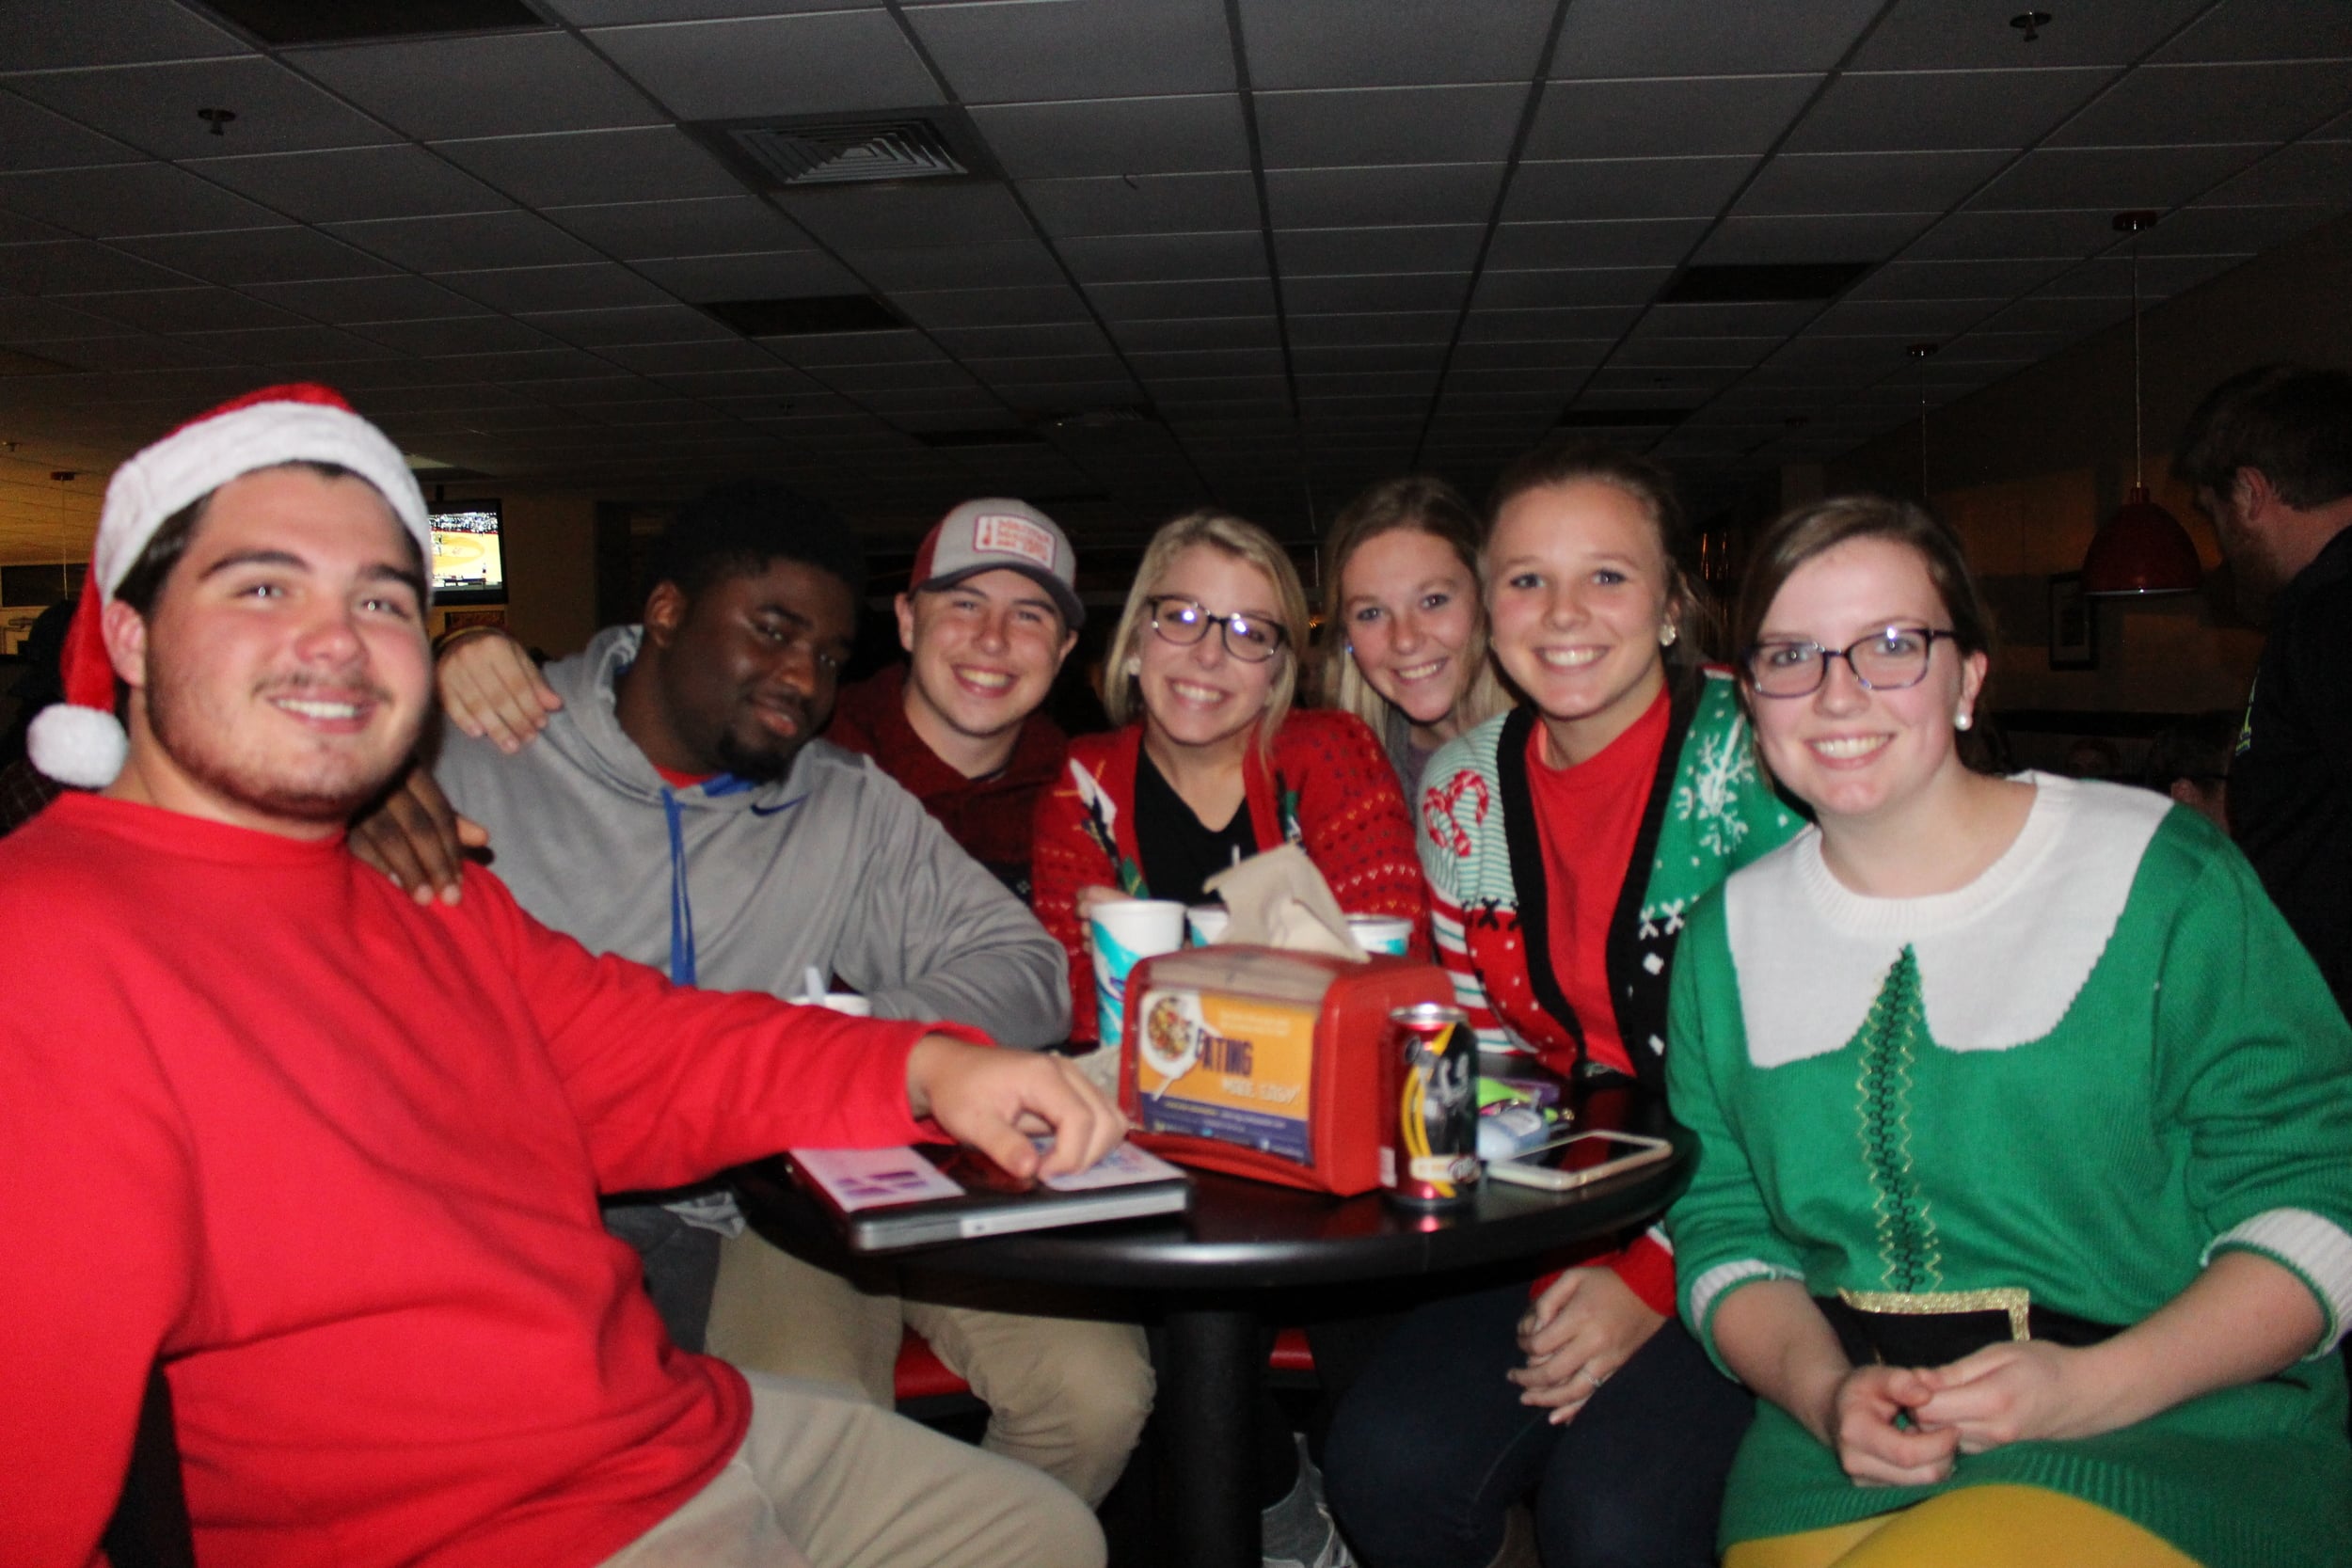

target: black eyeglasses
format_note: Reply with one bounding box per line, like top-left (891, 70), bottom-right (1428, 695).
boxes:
top-left (1743, 626), bottom-right (1957, 698)
top-left (1146, 595), bottom-right (1287, 663)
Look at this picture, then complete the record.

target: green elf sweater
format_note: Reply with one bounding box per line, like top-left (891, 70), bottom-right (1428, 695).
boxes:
top-left (1667, 773), bottom-right (2352, 1566)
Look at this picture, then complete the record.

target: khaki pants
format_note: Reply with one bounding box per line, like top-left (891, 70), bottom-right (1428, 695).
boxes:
top-left (706, 1228), bottom-right (1152, 1507)
top-left (598, 1371), bottom-right (1104, 1568)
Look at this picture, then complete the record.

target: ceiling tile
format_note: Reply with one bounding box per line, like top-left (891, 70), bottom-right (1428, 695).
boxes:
top-left (1020, 171), bottom-right (1261, 238)
top-left (522, 304), bottom-right (739, 346)
top-left (1549, 0), bottom-right (1882, 76)
top-left (1282, 273), bottom-right (1466, 312)
top-left (1904, 207), bottom-right (2122, 260)
top-left (1086, 277), bottom-right (1277, 320)
top-left (1265, 164), bottom-right (1505, 228)
top-left (2050, 63), bottom-right (2352, 149)
top-left (349, 315), bottom-right (563, 356)
top-left (1809, 296), bottom-right (2000, 336)
top-left (1289, 341), bottom-right (1445, 374)
top-left (35, 333), bottom-right (234, 372)
top-left (1851, 0), bottom-right (2208, 71)
top-left (63, 286), bottom-right (304, 334)
top-left (1484, 219), bottom-right (1708, 269)
top-left (0, 241), bottom-right (191, 294)
top-left (1611, 335), bottom-right (1778, 367)
top-left (1969, 144), bottom-right (2271, 212)
top-left (0, 0), bottom-right (246, 71)
top-left (1506, 156), bottom-right (1756, 222)
top-left (245, 274), bottom-right (489, 324)
top-left (0, 164), bottom-right (278, 237)
top-left (435, 127), bottom-right (742, 208)
top-left (8, 56), bottom-right (392, 160)
top-left (770, 329), bottom-right (937, 365)
top-left (1526, 75), bottom-right (1820, 159)
top-left (187, 145), bottom-right (508, 224)
top-left (1286, 310), bottom-right (1455, 345)
top-left (2144, 203), bottom-right (2334, 256)
top-left (429, 347), bottom-right (612, 381)
top-left (1785, 68), bottom-right (2109, 154)
top-left (1106, 315), bottom-right (1278, 352)
top-left (1058, 230), bottom-right (1266, 284)
top-left (909, 0), bottom-right (1232, 103)
top-left (781, 182), bottom-right (1034, 249)
top-left (1470, 267), bottom-right (1671, 309)
top-left (1843, 257), bottom-right (2072, 299)
top-left (1256, 84), bottom-right (1526, 168)
top-left (542, 196), bottom-right (810, 259)
top-left (931, 321), bottom-right (1117, 356)
top-left (290, 32), bottom-right (663, 140)
top-left (621, 249), bottom-right (859, 300)
top-left (2153, 0), bottom-right (2352, 64)
top-left (107, 225), bottom-right (396, 287)
top-left (1977, 293), bottom-right (2135, 335)
top-left (1125, 346), bottom-right (1285, 376)
top-left (0, 89), bottom-right (142, 170)
top-left (892, 284), bottom-right (1090, 328)
top-left (1734, 149), bottom-right (2010, 216)
top-left (1461, 304), bottom-right (1643, 340)
top-left (1448, 338), bottom-right (1610, 370)
top-left (326, 209), bottom-right (602, 273)
top-left (1271, 224), bottom-right (1482, 276)
top-left (0, 294), bottom-right (157, 341)
top-left (853, 242), bottom-right (1068, 292)
top-left (436, 262), bottom-right (675, 313)
top-left (608, 341), bottom-right (800, 376)
top-left (2201, 139), bottom-right (2352, 207)
top-left (0, 211), bottom-right (70, 244)
top-left (1237, 0), bottom-right (1555, 89)
top-left (584, 12), bottom-right (943, 119)
top-left (1693, 211), bottom-right (1936, 263)
top-left (1632, 300), bottom-right (1820, 335)
top-left (969, 93), bottom-right (1247, 181)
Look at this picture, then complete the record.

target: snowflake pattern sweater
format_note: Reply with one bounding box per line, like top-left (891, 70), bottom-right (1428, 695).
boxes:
top-left (1668, 776), bottom-right (2352, 1566)
top-left (1033, 707), bottom-right (1428, 1044)
top-left (1417, 670), bottom-right (1799, 1308)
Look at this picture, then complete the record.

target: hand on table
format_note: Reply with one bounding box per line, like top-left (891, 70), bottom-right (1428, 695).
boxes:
top-left (350, 766), bottom-right (486, 906)
top-left (440, 627), bottom-right (562, 753)
top-left (906, 1034), bottom-right (1129, 1181)
top-left (1509, 1266), bottom-right (1665, 1425)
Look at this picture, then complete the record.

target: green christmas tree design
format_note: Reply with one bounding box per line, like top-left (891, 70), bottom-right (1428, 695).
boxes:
top-left (1852, 946), bottom-right (1942, 1292)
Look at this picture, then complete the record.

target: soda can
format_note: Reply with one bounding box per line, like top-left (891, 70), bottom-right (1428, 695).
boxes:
top-left (1382, 1003), bottom-right (1479, 1208)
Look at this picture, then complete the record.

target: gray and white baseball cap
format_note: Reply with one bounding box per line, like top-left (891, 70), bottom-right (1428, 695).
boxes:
top-left (908, 497), bottom-right (1083, 627)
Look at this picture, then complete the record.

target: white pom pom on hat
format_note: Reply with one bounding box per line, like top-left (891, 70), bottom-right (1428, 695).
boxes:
top-left (27, 382), bottom-right (433, 789)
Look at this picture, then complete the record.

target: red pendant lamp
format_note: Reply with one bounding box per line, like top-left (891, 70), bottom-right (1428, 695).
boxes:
top-left (2081, 212), bottom-right (2201, 595)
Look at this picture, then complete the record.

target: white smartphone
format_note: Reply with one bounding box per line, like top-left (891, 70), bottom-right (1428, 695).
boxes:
top-left (1485, 1129), bottom-right (1674, 1192)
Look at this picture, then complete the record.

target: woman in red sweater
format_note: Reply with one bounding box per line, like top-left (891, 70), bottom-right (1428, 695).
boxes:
top-left (1032, 508), bottom-right (1427, 1046)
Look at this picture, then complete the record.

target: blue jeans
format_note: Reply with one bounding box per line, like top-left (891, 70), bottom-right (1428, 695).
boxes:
top-left (603, 1198), bottom-right (723, 1354)
top-left (1323, 1281), bottom-right (1751, 1568)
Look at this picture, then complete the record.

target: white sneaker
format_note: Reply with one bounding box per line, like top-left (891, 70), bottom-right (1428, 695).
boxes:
top-left (1262, 1436), bottom-right (1356, 1568)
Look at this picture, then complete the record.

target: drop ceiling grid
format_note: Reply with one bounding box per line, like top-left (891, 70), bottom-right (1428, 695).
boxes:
top-left (0, 0), bottom-right (2346, 551)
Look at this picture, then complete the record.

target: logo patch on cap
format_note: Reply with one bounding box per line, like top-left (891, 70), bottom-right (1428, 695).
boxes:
top-left (972, 512), bottom-right (1057, 572)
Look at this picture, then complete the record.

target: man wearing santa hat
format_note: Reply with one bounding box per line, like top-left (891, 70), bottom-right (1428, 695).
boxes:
top-left (0, 385), bottom-right (1114, 1568)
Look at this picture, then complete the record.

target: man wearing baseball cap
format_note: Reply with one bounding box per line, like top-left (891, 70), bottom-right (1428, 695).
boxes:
top-left (826, 499), bottom-right (1083, 902)
top-left (0, 386), bottom-right (1116, 1568)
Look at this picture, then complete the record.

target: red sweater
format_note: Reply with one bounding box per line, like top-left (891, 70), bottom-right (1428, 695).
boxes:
top-left (827, 663), bottom-right (1068, 899)
top-left (0, 794), bottom-right (937, 1568)
top-left (1034, 708), bottom-right (1428, 1043)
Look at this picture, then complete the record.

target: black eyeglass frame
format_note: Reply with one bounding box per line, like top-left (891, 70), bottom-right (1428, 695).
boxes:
top-left (1742, 626), bottom-right (1959, 699)
top-left (1144, 594), bottom-right (1290, 663)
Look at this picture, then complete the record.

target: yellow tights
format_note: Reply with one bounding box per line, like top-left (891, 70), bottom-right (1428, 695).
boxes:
top-left (1724, 1485), bottom-right (2199, 1568)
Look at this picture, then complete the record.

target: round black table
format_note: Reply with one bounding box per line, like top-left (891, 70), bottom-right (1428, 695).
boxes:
top-left (736, 1095), bottom-right (1687, 1568)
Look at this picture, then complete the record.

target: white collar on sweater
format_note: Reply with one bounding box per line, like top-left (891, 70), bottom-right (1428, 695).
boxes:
top-left (1724, 773), bottom-right (2171, 1068)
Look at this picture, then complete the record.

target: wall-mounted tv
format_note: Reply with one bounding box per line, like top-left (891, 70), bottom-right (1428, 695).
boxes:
top-left (429, 500), bottom-right (505, 606)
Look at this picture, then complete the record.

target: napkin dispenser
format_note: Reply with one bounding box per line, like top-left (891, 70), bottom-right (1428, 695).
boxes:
top-left (1118, 945), bottom-right (1454, 1195)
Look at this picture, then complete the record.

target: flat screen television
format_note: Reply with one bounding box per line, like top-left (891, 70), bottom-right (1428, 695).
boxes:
top-left (429, 500), bottom-right (505, 606)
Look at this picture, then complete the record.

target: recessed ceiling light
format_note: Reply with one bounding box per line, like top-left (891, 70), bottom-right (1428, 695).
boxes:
top-left (697, 296), bottom-right (906, 338)
top-left (1660, 262), bottom-right (1876, 305)
top-left (198, 0), bottom-right (546, 45)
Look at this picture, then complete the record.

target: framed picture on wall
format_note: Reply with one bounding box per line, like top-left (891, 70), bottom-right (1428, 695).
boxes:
top-left (2048, 572), bottom-right (2096, 671)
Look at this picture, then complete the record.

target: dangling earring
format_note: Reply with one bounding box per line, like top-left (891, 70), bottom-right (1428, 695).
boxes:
top-left (1123, 656), bottom-right (1142, 677)
top-left (1659, 622), bottom-right (1678, 648)
top-left (1954, 708), bottom-right (1974, 732)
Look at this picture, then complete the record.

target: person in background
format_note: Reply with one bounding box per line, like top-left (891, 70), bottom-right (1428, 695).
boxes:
top-left (1670, 492), bottom-right (2352, 1568)
top-left (353, 483), bottom-right (1149, 1512)
top-left (1324, 437), bottom-right (1800, 1568)
top-left (2140, 709), bottom-right (2238, 832)
top-left (2174, 363), bottom-right (2352, 1015)
top-left (1031, 507), bottom-right (1425, 1568)
top-left (0, 597), bottom-right (72, 834)
top-left (1319, 475), bottom-right (1514, 796)
top-left (2058, 736), bottom-right (2122, 781)
top-left (0, 384), bottom-right (1115, 1568)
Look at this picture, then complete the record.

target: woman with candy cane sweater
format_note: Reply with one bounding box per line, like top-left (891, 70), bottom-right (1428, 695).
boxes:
top-left (1031, 509), bottom-right (1426, 1048)
top-left (1323, 440), bottom-right (1799, 1568)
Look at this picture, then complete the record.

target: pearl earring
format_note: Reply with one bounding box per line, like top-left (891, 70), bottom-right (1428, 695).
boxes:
top-left (1659, 622), bottom-right (1678, 647)
top-left (1123, 656), bottom-right (1142, 677)
top-left (1955, 708), bottom-right (1974, 732)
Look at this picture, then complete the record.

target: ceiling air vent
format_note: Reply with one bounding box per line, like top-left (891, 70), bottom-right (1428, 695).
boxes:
top-left (200, 0), bottom-right (545, 44)
top-left (1660, 262), bottom-right (1876, 305)
top-left (698, 295), bottom-right (905, 338)
top-left (691, 111), bottom-right (1001, 192)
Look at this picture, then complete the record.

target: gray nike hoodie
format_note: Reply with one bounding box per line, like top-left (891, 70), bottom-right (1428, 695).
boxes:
top-left (434, 625), bottom-right (1070, 1046)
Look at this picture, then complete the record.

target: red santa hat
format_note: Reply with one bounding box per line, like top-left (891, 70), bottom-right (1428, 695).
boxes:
top-left (28, 383), bottom-right (433, 788)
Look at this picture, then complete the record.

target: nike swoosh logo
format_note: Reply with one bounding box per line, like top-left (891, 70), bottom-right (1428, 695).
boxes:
top-left (749, 797), bottom-right (806, 817)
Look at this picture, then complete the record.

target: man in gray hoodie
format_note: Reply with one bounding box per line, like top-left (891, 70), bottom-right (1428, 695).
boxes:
top-left (355, 480), bottom-right (1149, 1509)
